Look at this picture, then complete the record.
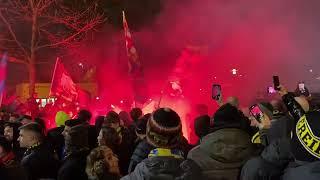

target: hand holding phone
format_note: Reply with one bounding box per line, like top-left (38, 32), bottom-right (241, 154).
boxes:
top-left (273, 76), bottom-right (280, 91)
top-left (268, 86), bottom-right (276, 94)
top-left (212, 84), bottom-right (222, 101)
top-left (249, 104), bottom-right (264, 123)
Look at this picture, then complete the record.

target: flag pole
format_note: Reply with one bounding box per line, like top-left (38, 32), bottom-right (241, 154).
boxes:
top-left (49, 57), bottom-right (60, 97)
top-left (0, 52), bottom-right (8, 107)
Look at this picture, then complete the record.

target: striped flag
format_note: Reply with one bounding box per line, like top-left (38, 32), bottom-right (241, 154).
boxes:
top-left (0, 53), bottom-right (8, 106)
top-left (122, 11), bottom-right (141, 74)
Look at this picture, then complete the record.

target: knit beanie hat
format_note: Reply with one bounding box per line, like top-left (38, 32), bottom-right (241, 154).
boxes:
top-left (293, 111), bottom-right (320, 161)
top-left (213, 103), bottom-right (241, 128)
top-left (65, 124), bottom-right (89, 151)
top-left (146, 108), bottom-right (182, 148)
top-left (258, 102), bottom-right (274, 119)
top-left (55, 111), bottom-right (70, 127)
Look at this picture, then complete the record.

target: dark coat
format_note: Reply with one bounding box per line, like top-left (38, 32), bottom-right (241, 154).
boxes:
top-left (188, 128), bottom-right (257, 180)
top-left (21, 143), bottom-right (59, 180)
top-left (88, 125), bottom-right (98, 150)
top-left (240, 138), bottom-right (293, 180)
top-left (267, 114), bottom-right (293, 144)
top-left (128, 138), bottom-right (193, 174)
top-left (282, 161), bottom-right (320, 180)
top-left (47, 126), bottom-right (65, 160)
top-left (128, 139), bottom-right (154, 173)
top-left (57, 149), bottom-right (90, 180)
top-left (0, 156), bottom-right (27, 180)
top-left (122, 157), bottom-right (202, 180)
top-left (117, 127), bottom-right (136, 175)
top-left (282, 93), bottom-right (320, 162)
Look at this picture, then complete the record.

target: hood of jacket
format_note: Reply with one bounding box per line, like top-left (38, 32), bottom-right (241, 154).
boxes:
top-left (188, 128), bottom-right (256, 169)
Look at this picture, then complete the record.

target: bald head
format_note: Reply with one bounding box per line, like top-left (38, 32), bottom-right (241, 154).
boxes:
top-left (227, 96), bottom-right (239, 108)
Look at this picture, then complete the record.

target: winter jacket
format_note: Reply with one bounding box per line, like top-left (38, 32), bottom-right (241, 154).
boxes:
top-left (128, 139), bottom-right (154, 173)
top-left (47, 126), bottom-right (65, 160)
top-left (251, 114), bottom-right (293, 147)
top-left (57, 149), bottom-right (90, 180)
top-left (282, 93), bottom-right (320, 162)
top-left (116, 126), bottom-right (136, 175)
top-left (21, 143), bottom-right (59, 180)
top-left (188, 128), bottom-right (256, 180)
top-left (282, 161), bottom-right (320, 180)
top-left (88, 125), bottom-right (98, 150)
top-left (267, 114), bottom-right (293, 144)
top-left (122, 157), bottom-right (202, 180)
top-left (0, 152), bottom-right (27, 180)
top-left (128, 137), bottom-right (193, 174)
top-left (240, 138), bottom-right (293, 180)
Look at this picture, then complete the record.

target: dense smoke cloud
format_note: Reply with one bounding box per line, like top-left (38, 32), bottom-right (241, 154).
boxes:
top-left (93, 0), bottom-right (320, 108)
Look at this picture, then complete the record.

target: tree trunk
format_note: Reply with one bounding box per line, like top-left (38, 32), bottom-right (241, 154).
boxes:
top-left (29, 60), bottom-right (36, 97)
top-left (29, 9), bottom-right (38, 97)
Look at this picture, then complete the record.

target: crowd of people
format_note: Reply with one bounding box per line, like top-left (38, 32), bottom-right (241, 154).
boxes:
top-left (0, 84), bottom-right (319, 180)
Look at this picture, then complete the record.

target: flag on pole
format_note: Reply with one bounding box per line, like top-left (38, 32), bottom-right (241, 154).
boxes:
top-left (0, 53), bottom-right (8, 106)
top-left (122, 11), bottom-right (141, 74)
top-left (50, 57), bottom-right (78, 102)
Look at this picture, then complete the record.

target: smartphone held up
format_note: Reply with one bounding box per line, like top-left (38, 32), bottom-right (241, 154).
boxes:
top-left (273, 76), bottom-right (280, 91)
top-left (249, 104), bottom-right (264, 123)
top-left (212, 84), bottom-right (221, 100)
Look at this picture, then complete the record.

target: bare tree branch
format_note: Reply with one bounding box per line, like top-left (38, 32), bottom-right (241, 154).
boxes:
top-left (0, 9), bottom-right (29, 58)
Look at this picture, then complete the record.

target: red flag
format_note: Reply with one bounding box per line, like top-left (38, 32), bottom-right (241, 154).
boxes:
top-left (122, 11), bottom-right (141, 74)
top-left (50, 58), bottom-right (78, 102)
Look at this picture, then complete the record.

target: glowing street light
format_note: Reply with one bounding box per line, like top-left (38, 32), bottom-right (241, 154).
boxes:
top-left (231, 69), bottom-right (238, 75)
top-left (78, 62), bottom-right (84, 68)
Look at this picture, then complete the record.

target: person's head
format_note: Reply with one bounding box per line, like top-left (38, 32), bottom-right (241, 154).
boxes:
top-left (55, 111), bottom-right (70, 127)
top-left (194, 115), bottom-right (210, 139)
top-left (130, 108), bottom-right (143, 122)
top-left (34, 117), bottom-right (46, 132)
top-left (227, 96), bottom-right (240, 108)
top-left (4, 122), bottom-right (21, 142)
top-left (95, 116), bottom-right (105, 133)
top-left (19, 115), bottom-right (32, 125)
top-left (146, 108), bottom-right (182, 148)
top-left (135, 113), bottom-right (150, 139)
top-left (77, 109), bottom-right (92, 123)
top-left (270, 99), bottom-right (287, 115)
top-left (86, 146), bottom-right (120, 179)
top-left (0, 136), bottom-right (12, 157)
top-left (119, 111), bottom-right (132, 127)
top-left (9, 114), bottom-right (19, 122)
top-left (249, 102), bottom-right (273, 129)
top-left (213, 103), bottom-right (242, 128)
top-left (105, 111), bottom-right (120, 130)
top-left (97, 127), bottom-right (121, 150)
top-left (18, 122), bottom-right (44, 148)
top-left (63, 120), bottom-right (89, 153)
top-left (62, 119), bottom-right (83, 139)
